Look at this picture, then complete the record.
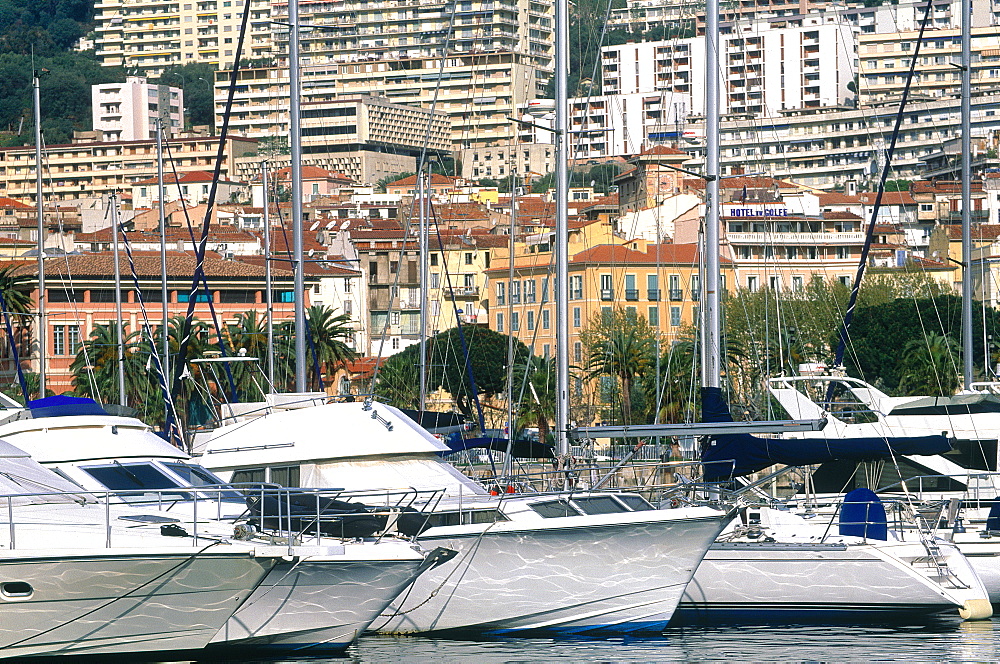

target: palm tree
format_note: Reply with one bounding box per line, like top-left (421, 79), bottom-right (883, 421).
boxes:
top-left (373, 355), bottom-right (420, 408)
top-left (897, 333), bottom-right (960, 396)
top-left (515, 355), bottom-right (556, 445)
top-left (0, 265), bottom-right (37, 368)
top-left (70, 323), bottom-right (149, 407)
top-left (305, 305), bottom-right (357, 391)
top-left (581, 308), bottom-right (655, 425)
top-left (222, 310), bottom-right (270, 400)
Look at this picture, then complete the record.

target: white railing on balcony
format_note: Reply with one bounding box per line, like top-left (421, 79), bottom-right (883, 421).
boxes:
top-left (727, 232), bottom-right (867, 245)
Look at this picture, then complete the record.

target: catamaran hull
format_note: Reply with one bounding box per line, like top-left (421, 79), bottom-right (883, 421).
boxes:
top-left (676, 540), bottom-right (988, 623)
top-left (0, 550), bottom-right (272, 657)
top-left (211, 545), bottom-right (426, 651)
top-left (377, 510), bottom-right (727, 635)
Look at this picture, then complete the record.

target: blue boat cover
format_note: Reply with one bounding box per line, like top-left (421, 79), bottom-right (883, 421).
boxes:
top-left (838, 487), bottom-right (888, 540)
top-left (441, 433), bottom-right (555, 459)
top-left (700, 387), bottom-right (950, 481)
top-left (27, 395), bottom-right (109, 418)
top-left (985, 498), bottom-right (1000, 532)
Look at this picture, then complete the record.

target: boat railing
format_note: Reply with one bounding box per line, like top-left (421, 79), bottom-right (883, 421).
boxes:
top-left (478, 459), bottom-right (743, 508)
top-left (878, 471), bottom-right (1000, 504)
top-left (0, 484), bottom-right (445, 552)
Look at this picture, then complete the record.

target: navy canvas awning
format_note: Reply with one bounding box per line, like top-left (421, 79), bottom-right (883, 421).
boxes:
top-left (700, 387), bottom-right (950, 482)
top-left (27, 395), bottom-right (109, 418)
top-left (442, 434), bottom-right (555, 459)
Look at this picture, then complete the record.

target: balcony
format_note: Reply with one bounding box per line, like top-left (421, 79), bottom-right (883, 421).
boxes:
top-left (624, 288), bottom-right (639, 301)
top-left (726, 231), bottom-right (866, 245)
top-left (600, 288), bottom-right (614, 301)
top-left (691, 289), bottom-right (701, 301)
top-left (669, 289), bottom-right (683, 301)
top-left (445, 285), bottom-right (480, 299)
top-left (647, 288), bottom-right (660, 301)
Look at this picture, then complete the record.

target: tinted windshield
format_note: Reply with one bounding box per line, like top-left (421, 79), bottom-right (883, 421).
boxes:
top-left (81, 463), bottom-right (191, 501)
top-left (164, 462), bottom-right (242, 498)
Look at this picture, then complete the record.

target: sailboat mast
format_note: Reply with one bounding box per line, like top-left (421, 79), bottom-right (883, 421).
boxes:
top-left (262, 160), bottom-right (275, 386)
top-left (288, 0), bottom-right (307, 392)
top-left (554, 0), bottom-right (569, 455)
top-left (418, 169), bottom-right (428, 412)
top-left (33, 70), bottom-right (46, 397)
top-left (157, 120), bottom-right (169, 383)
top-left (110, 193), bottom-right (126, 406)
top-left (702, 0), bottom-right (721, 389)
top-left (961, 0), bottom-right (973, 389)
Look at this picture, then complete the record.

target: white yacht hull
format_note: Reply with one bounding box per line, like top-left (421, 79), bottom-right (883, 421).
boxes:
top-left (678, 539), bottom-right (988, 622)
top-left (0, 549), bottom-right (272, 657)
top-left (211, 542), bottom-right (426, 651)
top-left (377, 508), bottom-right (727, 635)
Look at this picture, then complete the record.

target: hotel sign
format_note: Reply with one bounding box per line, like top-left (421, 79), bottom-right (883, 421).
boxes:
top-left (723, 205), bottom-right (789, 217)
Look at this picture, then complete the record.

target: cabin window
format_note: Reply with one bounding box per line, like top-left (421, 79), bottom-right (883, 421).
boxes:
top-left (231, 468), bottom-right (266, 484)
top-left (269, 465), bottom-right (300, 487)
top-left (617, 494), bottom-right (654, 511)
top-left (530, 499), bottom-right (582, 518)
top-left (572, 496), bottom-right (629, 515)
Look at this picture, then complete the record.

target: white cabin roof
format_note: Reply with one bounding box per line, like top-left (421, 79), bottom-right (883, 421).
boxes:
top-left (0, 414), bottom-right (189, 465)
top-left (195, 400), bottom-right (449, 469)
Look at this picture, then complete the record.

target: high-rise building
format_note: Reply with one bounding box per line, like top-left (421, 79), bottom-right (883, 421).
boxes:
top-left (92, 77), bottom-right (184, 141)
top-left (93, 0), bottom-right (273, 76)
top-left (601, 16), bottom-right (857, 120)
top-left (858, 26), bottom-right (1000, 105)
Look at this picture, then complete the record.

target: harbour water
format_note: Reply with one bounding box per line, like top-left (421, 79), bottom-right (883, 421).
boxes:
top-left (197, 620), bottom-right (1000, 662)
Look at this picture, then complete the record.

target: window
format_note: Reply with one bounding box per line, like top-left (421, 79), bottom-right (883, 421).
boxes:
top-left (465, 252), bottom-right (473, 265)
top-left (390, 311), bottom-right (400, 326)
top-left (53, 326), bottom-right (65, 356)
top-left (574, 341), bottom-right (582, 363)
top-left (177, 291), bottom-right (213, 303)
top-left (269, 465), bottom-right (300, 487)
top-left (511, 312), bottom-right (520, 331)
top-left (792, 275), bottom-right (804, 291)
top-left (464, 274), bottom-right (474, 289)
top-left (344, 300), bottom-right (352, 315)
top-left (624, 274), bottom-right (638, 300)
top-left (541, 277), bottom-right (549, 302)
top-left (496, 281), bottom-right (505, 305)
top-left (690, 274), bottom-right (700, 301)
top-left (430, 253), bottom-right (439, 266)
top-left (392, 337), bottom-right (401, 350)
top-left (668, 274), bottom-right (682, 300)
top-left (570, 275), bottom-right (583, 299)
top-left (647, 274), bottom-right (659, 300)
top-left (496, 312), bottom-right (504, 332)
top-left (648, 306), bottom-right (659, 327)
top-left (524, 279), bottom-right (536, 303)
top-left (769, 275), bottom-right (780, 291)
top-left (431, 273), bottom-right (440, 289)
top-left (600, 274), bottom-right (613, 300)
top-left (344, 279), bottom-right (352, 293)
top-left (747, 275), bottom-right (759, 291)
top-left (542, 309), bottom-right (550, 329)
top-left (573, 307), bottom-right (581, 327)
top-left (836, 246), bottom-right (849, 259)
top-left (670, 306), bottom-right (682, 327)
top-left (510, 280), bottom-right (521, 304)
top-left (527, 310), bottom-right (535, 330)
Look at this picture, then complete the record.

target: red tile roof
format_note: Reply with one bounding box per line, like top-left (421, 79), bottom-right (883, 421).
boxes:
top-left (818, 192), bottom-right (862, 205)
top-left (11, 252), bottom-right (295, 279)
top-left (857, 191), bottom-right (916, 205)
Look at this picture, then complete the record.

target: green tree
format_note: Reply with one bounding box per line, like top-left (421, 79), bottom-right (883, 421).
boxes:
top-left (427, 326), bottom-right (530, 418)
top-left (375, 171), bottom-right (415, 193)
top-left (897, 333), bottom-right (960, 396)
top-left (153, 63), bottom-right (218, 128)
top-left (373, 353), bottom-right (420, 409)
top-left (581, 308), bottom-right (655, 424)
